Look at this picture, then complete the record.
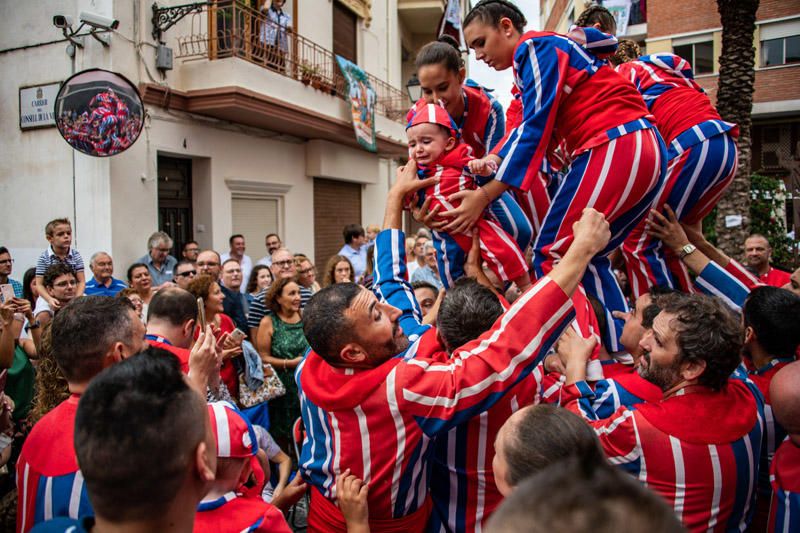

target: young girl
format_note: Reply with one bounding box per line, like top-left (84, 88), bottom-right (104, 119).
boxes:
top-left (459, 0), bottom-right (666, 351)
top-left (406, 102), bottom-right (531, 291)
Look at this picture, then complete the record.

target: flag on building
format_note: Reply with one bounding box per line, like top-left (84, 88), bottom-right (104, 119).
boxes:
top-left (335, 55), bottom-right (377, 153)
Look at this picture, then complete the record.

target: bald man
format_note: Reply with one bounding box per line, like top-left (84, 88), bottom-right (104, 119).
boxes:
top-left (768, 362), bottom-right (800, 532)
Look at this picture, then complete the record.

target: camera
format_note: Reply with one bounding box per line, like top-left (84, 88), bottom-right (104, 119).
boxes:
top-left (79, 11), bottom-right (119, 31)
top-left (53, 14), bottom-right (74, 29)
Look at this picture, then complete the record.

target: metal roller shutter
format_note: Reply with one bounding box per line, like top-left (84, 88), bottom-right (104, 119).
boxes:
top-left (231, 196), bottom-right (280, 257)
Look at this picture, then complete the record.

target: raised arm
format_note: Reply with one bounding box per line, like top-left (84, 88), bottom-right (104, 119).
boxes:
top-left (400, 209), bottom-right (611, 435)
top-left (646, 206), bottom-right (757, 309)
top-left (373, 162), bottom-right (439, 335)
top-left (495, 36), bottom-right (567, 193)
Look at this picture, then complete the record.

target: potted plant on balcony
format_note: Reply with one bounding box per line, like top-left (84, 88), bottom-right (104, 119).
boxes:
top-left (299, 63), bottom-right (318, 86)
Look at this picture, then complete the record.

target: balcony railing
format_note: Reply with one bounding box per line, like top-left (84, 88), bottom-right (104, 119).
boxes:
top-left (175, 0), bottom-right (408, 122)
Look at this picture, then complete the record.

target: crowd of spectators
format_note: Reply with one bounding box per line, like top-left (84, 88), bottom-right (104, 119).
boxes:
top-left (2, 1), bottom-right (800, 531)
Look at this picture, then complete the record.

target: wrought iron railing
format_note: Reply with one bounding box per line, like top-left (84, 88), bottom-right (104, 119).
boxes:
top-left (175, 0), bottom-right (408, 121)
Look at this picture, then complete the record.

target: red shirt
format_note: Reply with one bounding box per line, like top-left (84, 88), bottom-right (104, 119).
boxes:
top-left (758, 267), bottom-right (791, 288)
top-left (147, 338), bottom-right (190, 374)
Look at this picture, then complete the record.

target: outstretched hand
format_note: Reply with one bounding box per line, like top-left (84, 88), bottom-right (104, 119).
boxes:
top-left (441, 189), bottom-right (488, 234)
top-left (645, 205), bottom-right (689, 252)
top-left (390, 160), bottom-right (438, 199)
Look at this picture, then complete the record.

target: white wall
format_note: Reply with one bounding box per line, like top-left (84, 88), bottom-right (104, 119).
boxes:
top-left (1, 0), bottom-right (404, 273)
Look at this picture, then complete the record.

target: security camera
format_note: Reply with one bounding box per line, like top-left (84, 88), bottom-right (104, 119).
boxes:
top-left (53, 14), bottom-right (74, 29)
top-left (79, 11), bottom-right (119, 31)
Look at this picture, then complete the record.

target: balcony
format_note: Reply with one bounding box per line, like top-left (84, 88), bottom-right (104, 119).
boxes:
top-left (398, 0), bottom-right (445, 37)
top-left (141, 0), bottom-right (408, 156)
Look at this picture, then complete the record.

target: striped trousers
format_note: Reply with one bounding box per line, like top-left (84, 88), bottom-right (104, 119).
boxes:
top-left (622, 123), bottom-right (738, 297)
top-left (533, 127), bottom-right (667, 352)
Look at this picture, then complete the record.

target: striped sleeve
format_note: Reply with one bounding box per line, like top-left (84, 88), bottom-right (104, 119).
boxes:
top-left (723, 259), bottom-right (762, 290)
top-left (495, 37), bottom-right (567, 192)
top-left (398, 276), bottom-right (575, 436)
top-left (35, 252), bottom-right (49, 276)
top-left (693, 261), bottom-right (752, 311)
top-left (248, 292), bottom-right (269, 330)
top-left (70, 251), bottom-right (84, 273)
top-left (569, 403), bottom-right (642, 471)
top-left (372, 229), bottom-right (428, 340)
top-left (483, 95), bottom-right (506, 152)
top-left (559, 380), bottom-right (619, 421)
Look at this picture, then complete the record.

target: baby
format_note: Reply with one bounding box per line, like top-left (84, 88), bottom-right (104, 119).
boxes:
top-left (406, 103), bottom-right (531, 291)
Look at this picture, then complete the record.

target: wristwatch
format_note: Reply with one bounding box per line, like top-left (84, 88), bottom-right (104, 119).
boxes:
top-left (679, 243), bottom-right (697, 259)
top-left (26, 319), bottom-right (41, 331)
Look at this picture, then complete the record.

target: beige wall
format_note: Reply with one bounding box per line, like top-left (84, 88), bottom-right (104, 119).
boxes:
top-left (1, 0), bottom-right (406, 272)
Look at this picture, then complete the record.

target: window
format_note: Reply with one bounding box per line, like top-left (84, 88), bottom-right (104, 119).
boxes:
top-left (760, 19), bottom-right (800, 68)
top-left (673, 41), bottom-right (714, 74)
top-left (761, 35), bottom-right (800, 67)
top-left (333, 0), bottom-right (357, 63)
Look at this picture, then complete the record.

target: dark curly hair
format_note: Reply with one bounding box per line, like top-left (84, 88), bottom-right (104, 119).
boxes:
top-left (658, 293), bottom-right (743, 391)
top-left (464, 0), bottom-right (527, 34)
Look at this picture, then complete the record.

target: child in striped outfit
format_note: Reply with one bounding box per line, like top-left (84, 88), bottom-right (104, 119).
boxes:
top-left (405, 101), bottom-right (531, 291)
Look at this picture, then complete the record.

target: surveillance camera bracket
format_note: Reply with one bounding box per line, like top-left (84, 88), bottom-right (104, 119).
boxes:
top-left (152, 1), bottom-right (210, 43)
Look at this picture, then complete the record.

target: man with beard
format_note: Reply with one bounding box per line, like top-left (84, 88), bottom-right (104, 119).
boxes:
top-left (562, 293), bottom-right (765, 532)
top-left (296, 162), bottom-right (611, 532)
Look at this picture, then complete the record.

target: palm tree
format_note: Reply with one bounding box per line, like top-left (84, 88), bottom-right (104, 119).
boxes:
top-left (713, 0), bottom-right (759, 259)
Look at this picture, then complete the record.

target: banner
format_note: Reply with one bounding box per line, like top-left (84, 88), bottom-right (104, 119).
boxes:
top-left (335, 55), bottom-right (377, 153)
top-left (438, 0), bottom-right (465, 49)
top-left (604, 0), bottom-right (632, 37)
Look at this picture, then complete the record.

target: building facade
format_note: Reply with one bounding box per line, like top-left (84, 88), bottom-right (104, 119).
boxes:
top-left (541, 0), bottom-right (800, 235)
top-left (1, 0), bottom-right (455, 271)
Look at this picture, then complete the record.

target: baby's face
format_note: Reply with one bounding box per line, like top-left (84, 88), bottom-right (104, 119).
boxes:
top-left (406, 123), bottom-right (453, 166)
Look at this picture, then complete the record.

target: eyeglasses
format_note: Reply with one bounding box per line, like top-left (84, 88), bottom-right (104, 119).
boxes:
top-left (298, 267), bottom-right (315, 275)
top-left (184, 247), bottom-right (199, 253)
top-left (176, 270), bottom-right (197, 278)
top-left (273, 260), bottom-right (294, 268)
top-left (0, 259), bottom-right (13, 265)
top-left (155, 248), bottom-right (171, 253)
top-left (53, 279), bottom-right (77, 288)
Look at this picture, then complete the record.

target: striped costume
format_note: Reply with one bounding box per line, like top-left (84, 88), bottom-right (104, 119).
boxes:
top-left (427, 352), bottom-right (542, 533)
top-left (194, 491), bottom-right (291, 533)
top-left (616, 54), bottom-right (739, 296)
top-left (769, 438), bottom-right (800, 532)
top-left (555, 369), bottom-right (661, 420)
top-left (408, 88), bottom-right (533, 276)
top-left (16, 395), bottom-right (92, 532)
top-left (459, 80), bottom-right (534, 252)
top-left (296, 229), bottom-right (576, 532)
top-left (412, 141), bottom-right (528, 287)
top-left (494, 30), bottom-right (666, 352)
top-left (566, 379), bottom-right (765, 532)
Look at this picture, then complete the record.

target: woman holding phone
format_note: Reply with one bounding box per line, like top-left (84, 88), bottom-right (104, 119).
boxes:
top-left (255, 276), bottom-right (308, 455)
top-left (188, 274), bottom-right (242, 401)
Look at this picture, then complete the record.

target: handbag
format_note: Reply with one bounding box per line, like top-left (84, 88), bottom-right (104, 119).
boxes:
top-left (238, 362), bottom-right (286, 408)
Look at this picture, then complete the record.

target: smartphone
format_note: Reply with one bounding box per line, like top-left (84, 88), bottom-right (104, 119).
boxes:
top-left (0, 284), bottom-right (14, 304)
top-left (196, 297), bottom-right (206, 330)
top-left (230, 328), bottom-right (246, 343)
